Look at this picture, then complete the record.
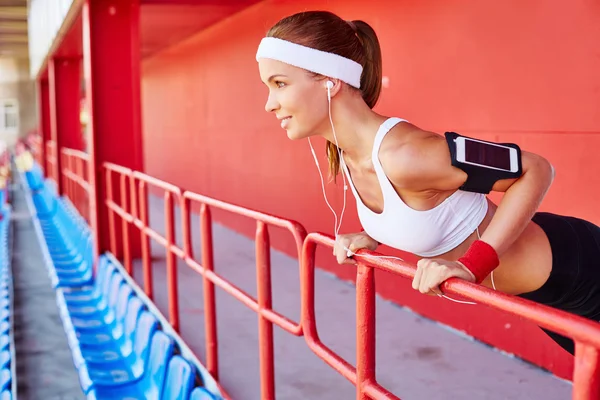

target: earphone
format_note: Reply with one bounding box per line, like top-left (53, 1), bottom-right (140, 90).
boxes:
top-left (308, 78), bottom-right (488, 306)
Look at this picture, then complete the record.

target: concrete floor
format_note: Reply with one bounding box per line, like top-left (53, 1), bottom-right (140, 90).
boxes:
top-left (126, 195), bottom-right (573, 400)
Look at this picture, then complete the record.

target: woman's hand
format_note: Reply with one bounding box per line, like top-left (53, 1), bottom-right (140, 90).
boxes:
top-left (412, 258), bottom-right (476, 295)
top-left (333, 232), bottom-right (379, 264)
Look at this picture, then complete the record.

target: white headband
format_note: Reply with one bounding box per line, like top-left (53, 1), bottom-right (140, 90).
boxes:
top-left (255, 37), bottom-right (363, 89)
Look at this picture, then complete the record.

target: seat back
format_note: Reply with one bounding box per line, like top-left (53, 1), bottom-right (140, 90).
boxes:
top-left (190, 387), bottom-right (216, 400)
top-left (133, 311), bottom-right (159, 359)
top-left (130, 311), bottom-right (159, 378)
top-left (0, 368), bottom-right (10, 391)
top-left (119, 296), bottom-right (145, 356)
top-left (107, 273), bottom-right (124, 311)
top-left (115, 284), bottom-right (134, 328)
top-left (139, 331), bottom-right (175, 399)
top-left (161, 356), bottom-right (195, 400)
top-left (101, 263), bottom-right (116, 297)
top-left (0, 351), bottom-right (9, 369)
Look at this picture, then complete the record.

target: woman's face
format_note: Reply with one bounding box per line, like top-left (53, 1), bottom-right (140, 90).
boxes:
top-left (258, 58), bottom-right (329, 140)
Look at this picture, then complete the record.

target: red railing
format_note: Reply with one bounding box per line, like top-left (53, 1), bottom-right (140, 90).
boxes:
top-left (302, 233), bottom-right (600, 400)
top-left (61, 148), bottom-right (91, 223)
top-left (27, 132), bottom-right (44, 172)
top-left (103, 162), bottom-right (307, 399)
top-left (46, 140), bottom-right (57, 183)
top-left (49, 154), bottom-right (600, 400)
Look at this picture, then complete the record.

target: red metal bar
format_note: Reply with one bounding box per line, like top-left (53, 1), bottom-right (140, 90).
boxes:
top-left (120, 172), bottom-right (132, 275)
top-left (256, 221), bottom-right (275, 400)
top-left (303, 232), bottom-right (600, 399)
top-left (165, 191), bottom-right (180, 332)
top-left (301, 236), bottom-right (360, 386)
top-left (59, 148), bottom-right (91, 224)
top-left (356, 264), bottom-right (376, 400)
top-left (37, 79), bottom-right (51, 177)
top-left (182, 191), bottom-right (305, 335)
top-left (200, 203), bottom-right (218, 379)
top-left (105, 167), bottom-right (117, 256)
top-left (573, 342), bottom-right (600, 399)
top-left (60, 151), bottom-right (69, 200)
top-left (132, 172), bottom-right (184, 306)
top-left (99, 161), bottom-right (600, 399)
top-left (138, 181), bottom-right (153, 300)
top-left (46, 141), bottom-right (56, 182)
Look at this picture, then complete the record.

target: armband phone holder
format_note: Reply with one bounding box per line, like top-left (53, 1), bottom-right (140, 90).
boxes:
top-left (445, 131), bottom-right (523, 194)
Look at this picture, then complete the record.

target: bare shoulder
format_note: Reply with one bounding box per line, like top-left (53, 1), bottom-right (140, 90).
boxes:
top-left (378, 123), bottom-right (467, 191)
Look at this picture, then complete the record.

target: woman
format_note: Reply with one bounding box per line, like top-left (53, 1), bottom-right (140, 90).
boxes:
top-left (256, 10), bottom-right (600, 355)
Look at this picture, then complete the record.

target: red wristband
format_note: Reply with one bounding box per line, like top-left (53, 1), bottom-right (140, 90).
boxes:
top-left (458, 240), bottom-right (499, 284)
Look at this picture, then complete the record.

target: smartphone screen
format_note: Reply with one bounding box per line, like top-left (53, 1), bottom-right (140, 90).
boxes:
top-left (464, 139), bottom-right (511, 170)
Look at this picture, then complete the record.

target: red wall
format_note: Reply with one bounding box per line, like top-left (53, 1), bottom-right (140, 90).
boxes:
top-left (141, 0), bottom-right (600, 380)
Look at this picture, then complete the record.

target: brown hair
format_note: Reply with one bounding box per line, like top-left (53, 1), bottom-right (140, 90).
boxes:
top-left (266, 11), bottom-right (383, 180)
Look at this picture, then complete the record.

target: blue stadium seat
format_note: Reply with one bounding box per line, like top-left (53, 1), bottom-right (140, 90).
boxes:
top-left (22, 164), bottom-right (224, 400)
top-left (91, 330), bottom-right (175, 399)
top-left (0, 351), bottom-right (9, 369)
top-left (0, 201), bottom-right (11, 400)
top-left (0, 369), bottom-right (9, 392)
top-left (190, 387), bottom-right (217, 400)
top-left (162, 356), bottom-right (196, 400)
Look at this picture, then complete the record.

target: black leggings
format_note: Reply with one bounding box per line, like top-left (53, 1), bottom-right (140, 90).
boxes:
top-left (517, 212), bottom-right (600, 355)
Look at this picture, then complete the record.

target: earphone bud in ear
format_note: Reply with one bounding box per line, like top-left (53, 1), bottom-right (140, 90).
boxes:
top-left (326, 80), bottom-right (334, 90)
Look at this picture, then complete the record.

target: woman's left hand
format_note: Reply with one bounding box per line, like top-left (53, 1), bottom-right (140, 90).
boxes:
top-left (412, 258), bottom-right (476, 295)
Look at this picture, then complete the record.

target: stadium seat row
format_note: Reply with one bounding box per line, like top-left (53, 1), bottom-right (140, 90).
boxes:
top-left (0, 199), bottom-right (13, 400)
top-left (23, 167), bottom-right (218, 399)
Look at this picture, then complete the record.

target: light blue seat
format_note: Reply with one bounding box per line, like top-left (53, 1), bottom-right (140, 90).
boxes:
top-left (76, 285), bottom-right (134, 349)
top-left (0, 390), bottom-right (10, 400)
top-left (92, 330), bottom-right (175, 399)
top-left (63, 260), bottom-right (115, 305)
top-left (70, 278), bottom-right (131, 320)
top-left (84, 311), bottom-right (158, 387)
top-left (0, 335), bottom-right (8, 351)
top-left (162, 356), bottom-right (196, 400)
top-left (69, 274), bottom-right (124, 332)
top-left (0, 351), bottom-right (9, 369)
top-left (190, 387), bottom-right (217, 400)
top-left (0, 369), bottom-right (9, 392)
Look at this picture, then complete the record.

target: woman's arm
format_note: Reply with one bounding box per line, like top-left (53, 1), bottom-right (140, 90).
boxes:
top-left (479, 151), bottom-right (555, 255)
top-left (380, 127), bottom-right (555, 291)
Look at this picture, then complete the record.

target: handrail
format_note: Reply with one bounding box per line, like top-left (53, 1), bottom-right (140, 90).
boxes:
top-left (45, 140), bottom-right (57, 182)
top-left (102, 161), bottom-right (308, 399)
top-left (97, 160), bottom-right (600, 400)
top-left (181, 190), bottom-right (307, 399)
top-left (60, 148), bottom-right (91, 222)
top-left (302, 232), bottom-right (600, 399)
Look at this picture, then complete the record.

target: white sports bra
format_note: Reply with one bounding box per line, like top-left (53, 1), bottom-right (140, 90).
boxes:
top-left (341, 117), bottom-right (488, 257)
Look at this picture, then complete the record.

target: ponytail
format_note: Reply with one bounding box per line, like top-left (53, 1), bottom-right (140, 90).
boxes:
top-left (327, 19), bottom-right (383, 180)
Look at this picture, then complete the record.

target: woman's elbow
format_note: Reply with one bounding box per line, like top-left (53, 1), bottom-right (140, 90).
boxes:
top-left (527, 152), bottom-right (555, 185)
